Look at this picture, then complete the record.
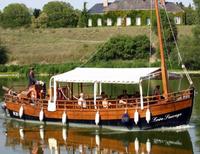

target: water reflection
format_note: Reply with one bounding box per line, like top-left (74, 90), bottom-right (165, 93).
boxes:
top-left (4, 119), bottom-right (193, 154)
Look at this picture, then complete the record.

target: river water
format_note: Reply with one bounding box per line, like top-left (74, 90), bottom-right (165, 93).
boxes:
top-left (0, 76), bottom-right (200, 154)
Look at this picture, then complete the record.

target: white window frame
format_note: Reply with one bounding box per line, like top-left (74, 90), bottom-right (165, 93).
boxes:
top-left (146, 18), bottom-right (151, 25)
top-left (117, 17), bottom-right (122, 26)
top-left (97, 18), bottom-right (102, 27)
top-left (126, 17), bottom-right (131, 26)
top-left (174, 16), bottom-right (181, 25)
top-left (88, 19), bottom-right (92, 27)
top-left (107, 18), bottom-right (112, 26)
top-left (136, 17), bottom-right (141, 26)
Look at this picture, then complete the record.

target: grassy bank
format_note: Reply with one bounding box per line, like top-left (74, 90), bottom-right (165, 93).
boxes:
top-left (0, 26), bottom-right (194, 65)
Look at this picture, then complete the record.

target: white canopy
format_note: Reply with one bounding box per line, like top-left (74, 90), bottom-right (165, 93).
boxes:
top-left (51, 67), bottom-right (160, 84)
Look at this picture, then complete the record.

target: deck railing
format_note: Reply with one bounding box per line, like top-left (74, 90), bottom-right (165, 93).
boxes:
top-left (4, 88), bottom-right (193, 111)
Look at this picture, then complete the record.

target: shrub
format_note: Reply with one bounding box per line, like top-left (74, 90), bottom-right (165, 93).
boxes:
top-left (92, 35), bottom-right (153, 61)
top-left (0, 42), bottom-right (8, 64)
top-left (1, 3), bottom-right (31, 28)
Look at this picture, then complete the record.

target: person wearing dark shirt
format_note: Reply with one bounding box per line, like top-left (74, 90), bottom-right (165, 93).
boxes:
top-left (28, 67), bottom-right (36, 87)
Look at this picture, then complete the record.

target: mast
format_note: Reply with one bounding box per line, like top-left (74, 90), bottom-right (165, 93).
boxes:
top-left (154, 0), bottom-right (169, 97)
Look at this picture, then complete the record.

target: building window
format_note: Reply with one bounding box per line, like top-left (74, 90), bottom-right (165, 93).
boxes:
top-left (174, 17), bottom-right (181, 25)
top-left (117, 17), bottom-right (122, 26)
top-left (126, 17), bottom-right (131, 26)
top-left (97, 18), bottom-right (102, 26)
top-left (147, 18), bottom-right (151, 25)
top-left (107, 18), bottom-right (112, 26)
top-left (136, 17), bottom-right (141, 26)
top-left (88, 19), bottom-right (92, 27)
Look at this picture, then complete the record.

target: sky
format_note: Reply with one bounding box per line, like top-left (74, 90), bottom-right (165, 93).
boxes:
top-left (0, 0), bottom-right (194, 11)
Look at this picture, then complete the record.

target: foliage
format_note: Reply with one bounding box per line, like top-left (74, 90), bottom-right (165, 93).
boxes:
top-left (194, 0), bottom-right (200, 24)
top-left (0, 42), bottom-right (8, 64)
top-left (78, 2), bottom-right (88, 27)
top-left (0, 3), bottom-right (31, 28)
top-left (88, 10), bottom-right (184, 27)
top-left (92, 35), bottom-right (152, 61)
top-left (152, 10), bottom-right (177, 54)
top-left (171, 26), bottom-right (200, 70)
top-left (43, 1), bottom-right (79, 28)
top-left (33, 9), bottom-right (41, 18)
top-left (184, 5), bottom-right (197, 25)
top-left (32, 12), bottom-right (48, 28)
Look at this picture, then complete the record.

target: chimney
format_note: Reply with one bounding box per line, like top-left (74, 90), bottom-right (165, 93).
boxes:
top-left (160, 0), bottom-right (165, 5)
top-left (103, 0), bottom-right (108, 7)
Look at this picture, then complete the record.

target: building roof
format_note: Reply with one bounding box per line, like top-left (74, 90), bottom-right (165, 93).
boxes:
top-left (88, 0), bottom-right (184, 14)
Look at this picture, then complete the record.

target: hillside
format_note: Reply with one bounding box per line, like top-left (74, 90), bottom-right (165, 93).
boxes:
top-left (0, 26), bottom-right (194, 65)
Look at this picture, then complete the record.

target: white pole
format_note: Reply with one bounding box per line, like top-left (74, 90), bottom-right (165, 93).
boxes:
top-left (54, 80), bottom-right (57, 103)
top-left (99, 82), bottom-right (102, 95)
top-left (139, 79), bottom-right (144, 110)
top-left (94, 82), bottom-right (97, 109)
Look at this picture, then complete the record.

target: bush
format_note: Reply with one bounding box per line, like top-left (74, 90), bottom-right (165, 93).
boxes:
top-left (1, 3), bottom-right (31, 28)
top-left (0, 43), bottom-right (8, 64)
top-left (92, 35), bottom-right (153, 61)
top-left (43, 1), bottom-right (79, 28)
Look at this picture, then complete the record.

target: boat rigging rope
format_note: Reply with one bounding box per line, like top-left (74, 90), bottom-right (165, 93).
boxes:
top-left (162, 4), bottom-right (193, 85)
top-left (147, 0), bottom-right (154, 97)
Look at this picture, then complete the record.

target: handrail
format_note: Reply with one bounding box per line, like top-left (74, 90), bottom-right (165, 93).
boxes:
top-left (4, 88), bottom-right (193, 111)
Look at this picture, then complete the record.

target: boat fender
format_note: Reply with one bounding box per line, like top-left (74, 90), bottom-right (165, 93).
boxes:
top-left (95, 111), bottom-right (100, 125)
top-left (134, 110), bottom-right (139, 125)
top-left (121, 113), bottom-right (130, 124)
top-left (62, 128), bottom-right (67, 141)
top-left (19, 106), bottom-right (23, 118)
top-left (39, 108), bottom-right (44, 121)
top-left (146, 108), bottom-right (151, 124)
top-left (146, 139), bottom-right (151, 153)
top-left (134, 137), bottom-right (139, 153)
top-left (62, 111), bottom-right (67, 125)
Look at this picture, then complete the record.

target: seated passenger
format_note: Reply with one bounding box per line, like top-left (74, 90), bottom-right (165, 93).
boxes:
top-left (102, 95), bottom-right (111, 108)
top-left (78, 93), bottom-right (86, 108)
top-left (119, 98), bottom-right (127, 105)
top-left (118, 90), bottom-right (129, 99)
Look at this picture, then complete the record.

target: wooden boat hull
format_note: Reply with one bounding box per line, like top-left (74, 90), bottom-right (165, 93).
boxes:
top-left (4, 88), bottom-right (194, 130)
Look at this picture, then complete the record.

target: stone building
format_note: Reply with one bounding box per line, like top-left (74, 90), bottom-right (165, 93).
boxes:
top-left (88, 0), bottom-right (184, 27)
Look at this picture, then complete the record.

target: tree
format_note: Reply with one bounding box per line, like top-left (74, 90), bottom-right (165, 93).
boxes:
top-left (93, 35), bottom-right (152, 61)
top-left (184, 5), bottom-right (197, 25)
top-left (194, 0), bottom-right (200, 24)
top-left (0, 42), bottom-right (8, 64)
top-left (1, 3), bottom-right (31, 28)
top-left (152, 10), bottom-right (177, 55)
top-left (43, 1), bottom-right (79, 28)
top-left (78, 2), bottom-right (88, 27)
top-left (33, 9), bottom-right (41, 18)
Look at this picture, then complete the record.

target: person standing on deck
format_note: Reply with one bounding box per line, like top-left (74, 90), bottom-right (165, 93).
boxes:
top-left (28, 67), bottom-right (36, 87)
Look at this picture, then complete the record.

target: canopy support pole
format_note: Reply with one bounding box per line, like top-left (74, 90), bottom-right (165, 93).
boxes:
top-left (48, 78), bottom-right (57, 112)
top-left (99, 83), bottom-right (102, 95)
top-left (139, 79), bottom-right (144, 110)
top-left (94, 82), bottom-right (97, 109)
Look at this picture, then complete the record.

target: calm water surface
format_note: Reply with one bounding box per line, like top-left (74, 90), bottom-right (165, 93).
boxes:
top-left (0, 76), bottom-right (200, 154)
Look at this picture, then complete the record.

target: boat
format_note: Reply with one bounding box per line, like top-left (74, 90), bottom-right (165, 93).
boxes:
top-left (2, 0), bottom-right (195, 130)
top-left (4, 120), bottom-right (193, 154)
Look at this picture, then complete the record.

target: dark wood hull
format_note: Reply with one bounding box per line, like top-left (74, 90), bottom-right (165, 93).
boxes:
top-left (4, 88), bottom-right (194, 130)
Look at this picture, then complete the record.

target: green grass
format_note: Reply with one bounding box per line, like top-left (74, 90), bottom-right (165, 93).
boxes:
top-left (0, 26), bottom-right (194, 65)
